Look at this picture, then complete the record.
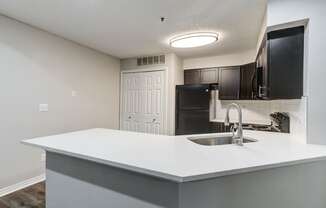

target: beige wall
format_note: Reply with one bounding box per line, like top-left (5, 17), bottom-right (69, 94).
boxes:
top-left (183, 49), bottom-right (256, 70)
top-left (0, 15), bottom-right (120, 189)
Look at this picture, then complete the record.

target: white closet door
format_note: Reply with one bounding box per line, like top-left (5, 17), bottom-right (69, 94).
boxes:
top-left (121, 70), bottom-right (165, 134)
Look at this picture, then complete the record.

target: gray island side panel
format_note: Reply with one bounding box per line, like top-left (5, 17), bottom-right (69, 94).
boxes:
top-left (179, 160), bottom-right (326, 208)
top-left (46, 152), bottom-right (179, 208)
top-left (46, 151), bottom-right (326, 208)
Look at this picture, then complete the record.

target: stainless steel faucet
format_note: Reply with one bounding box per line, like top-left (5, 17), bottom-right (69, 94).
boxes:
top-left (224, 103), bottom-right (244, 146)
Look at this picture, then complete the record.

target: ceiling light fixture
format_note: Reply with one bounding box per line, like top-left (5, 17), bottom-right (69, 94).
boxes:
top-left (170, 32), bottom-right (218, 48)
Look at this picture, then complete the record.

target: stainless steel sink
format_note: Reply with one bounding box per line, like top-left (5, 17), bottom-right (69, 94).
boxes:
top-left (187, 135), bottom-right (257, 146)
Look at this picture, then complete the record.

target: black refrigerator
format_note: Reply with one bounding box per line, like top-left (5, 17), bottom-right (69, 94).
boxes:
top-left (175, 84), bottom-right (218, 135)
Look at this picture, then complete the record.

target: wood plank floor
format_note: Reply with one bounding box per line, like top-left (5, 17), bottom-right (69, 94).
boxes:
top-left (0, 182), bottom-right (45, 208)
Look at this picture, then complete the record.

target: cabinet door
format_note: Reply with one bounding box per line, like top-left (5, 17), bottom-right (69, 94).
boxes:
top-left (184, 70), bottom-right (201, 84)
top-left (218, 67), bottom-right (240, 100)
top-left (261, 42), bottom-right (269, 98)
top-left (268, 27), bottom-right (304, 99)
top-left (212, 122), bottom-right (231, 133)
top-left (240, 63), bottom-right (256, 100)
top-left (256, 36), bottom-right (269, 99)
top-left (200, 68), bottom-right (219, 84)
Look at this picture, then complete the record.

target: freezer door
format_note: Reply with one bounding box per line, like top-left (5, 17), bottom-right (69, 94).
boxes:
top-left (176, 84), bottom-right (210, 110)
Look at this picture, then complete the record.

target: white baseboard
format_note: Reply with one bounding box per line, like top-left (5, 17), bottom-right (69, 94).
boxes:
top-left (0, 174), bottom-right (46, 197)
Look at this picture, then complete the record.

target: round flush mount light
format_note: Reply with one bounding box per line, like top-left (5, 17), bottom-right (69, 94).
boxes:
top-left (170, 32), bottom-right (218, 48)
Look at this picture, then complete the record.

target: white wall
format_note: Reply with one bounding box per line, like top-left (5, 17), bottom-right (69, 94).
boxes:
top-left (267, 0), bottom-right (326, 144)
top-left (183, 49), bottom-right (256, 69)
top-left (165, 53), bottom-right (184, 135)
top-left (256, 10), bottom-right (267, 54)
top-left (0, 15), bottom-right (120, 189)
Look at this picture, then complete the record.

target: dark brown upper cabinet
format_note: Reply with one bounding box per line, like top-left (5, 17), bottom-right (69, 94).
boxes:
top-left (184, 26), bottom-right (304, 101)
top-left (218, 66), bottom-right (240, 100)
top-left (184, 68), bottom-right (219, 85)
top-left (218, 64), bottom-right (257, 100)
top-left (256, 26), bottom-right (304, 99)
top-left (200, 68), bottom-right (219, 84)
top-left (184, 65), bottom-right (257, 100)
top-left (184, 69), bottom-right (201, 84)
top-left (240, 63), bottom-right (257, 100)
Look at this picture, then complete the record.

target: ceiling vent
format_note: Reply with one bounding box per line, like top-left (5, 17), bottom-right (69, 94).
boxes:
top-left (137, 55), bottom-right (165, 66)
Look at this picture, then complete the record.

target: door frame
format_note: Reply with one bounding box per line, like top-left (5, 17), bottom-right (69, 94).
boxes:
top-left (119, 67), bottom-right (168, 135)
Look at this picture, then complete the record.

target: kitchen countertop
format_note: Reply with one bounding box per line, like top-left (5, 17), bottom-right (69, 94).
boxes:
top-left (22, 128), bottom-right (326, 182)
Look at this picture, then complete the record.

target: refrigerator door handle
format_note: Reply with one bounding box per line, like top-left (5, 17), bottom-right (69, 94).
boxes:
top-left (211, 90), bottom-right (218, 120)
top-left (175, 91), bottom-right (179, 130)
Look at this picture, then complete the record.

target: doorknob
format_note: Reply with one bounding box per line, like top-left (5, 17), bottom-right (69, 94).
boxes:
top-left (152, 118), bottom-right (156, 122)
top-left (128, 116), bottom-right (132, 119)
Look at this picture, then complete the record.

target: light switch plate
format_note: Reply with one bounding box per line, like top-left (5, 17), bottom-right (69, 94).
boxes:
top-left (71, 90), bottom-right (77, 97)
top-left (39, 104), bottom-right (49, 112)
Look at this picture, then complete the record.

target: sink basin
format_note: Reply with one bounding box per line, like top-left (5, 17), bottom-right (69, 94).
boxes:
top-left (187, 135), bottom-right (257, 146)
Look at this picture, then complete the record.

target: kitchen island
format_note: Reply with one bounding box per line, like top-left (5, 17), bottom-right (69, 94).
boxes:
top-left (23, 129), bottom-right (326, 208)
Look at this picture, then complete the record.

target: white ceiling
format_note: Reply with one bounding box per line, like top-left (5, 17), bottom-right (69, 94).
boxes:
top-left (0, 0), bottom-right (266, 59)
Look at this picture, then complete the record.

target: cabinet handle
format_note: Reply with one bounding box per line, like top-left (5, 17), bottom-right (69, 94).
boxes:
top-left (176, 91), bottom-right (179, 129)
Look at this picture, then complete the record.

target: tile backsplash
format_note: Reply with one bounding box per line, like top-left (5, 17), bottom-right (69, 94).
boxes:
top-left (211, 97), bottom-right (307, 142)
top-left (270, 97), bottom-right (307, 142)
top-left (212, 100), bottom-right (272, 125)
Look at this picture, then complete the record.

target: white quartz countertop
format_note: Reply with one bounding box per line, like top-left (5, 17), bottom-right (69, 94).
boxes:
top-left (22, 128), bottom-right (326, 182)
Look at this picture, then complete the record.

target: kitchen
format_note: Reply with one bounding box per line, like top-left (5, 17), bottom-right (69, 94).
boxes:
top-left (1, 0), bottom-right (326, 208)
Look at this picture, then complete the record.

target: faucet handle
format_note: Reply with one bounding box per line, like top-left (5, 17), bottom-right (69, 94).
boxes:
top-left (231, 123), bottom-right (238, 131)
top-left (230, 124), bottom-right (238, 137)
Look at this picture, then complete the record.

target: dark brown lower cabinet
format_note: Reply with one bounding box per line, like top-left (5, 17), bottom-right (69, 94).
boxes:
top-left (213, 122), bottom-right (231, 133)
